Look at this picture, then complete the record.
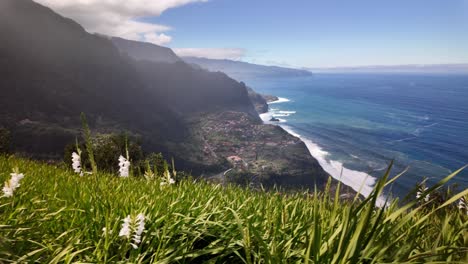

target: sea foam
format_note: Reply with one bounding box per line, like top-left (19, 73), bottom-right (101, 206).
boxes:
top-left (269, 97), bottom-right (291, 104)
top-left (262, 98), bottom-right (387, 206)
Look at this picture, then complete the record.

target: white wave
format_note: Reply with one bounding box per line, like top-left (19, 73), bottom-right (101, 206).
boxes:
top-left (261, 96), bottom-right (386, 206)
top-left (412, 128), bottom-right (422, 136)
top-left (280, 125), bottom-right (387, 207)
top-left (390, 136), bottom-right (418, 143)
top-left (408, 114), bottom-right (430, 121)
top-left (259, 112), bottom-right (272, 122)
top-left (273, 113), bottom-right (290, 117)
top-left (424, 122), bottom-right (438, 128)
top-left (278, 110), bottom-right (296, 114)
top-left (268, 97), bottom-right (291, 104)
top-left (411, 122), bottom-right (438, 136)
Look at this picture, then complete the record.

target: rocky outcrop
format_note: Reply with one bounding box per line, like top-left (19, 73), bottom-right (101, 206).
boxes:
top-left (247, 87), bottom-right (278, 114)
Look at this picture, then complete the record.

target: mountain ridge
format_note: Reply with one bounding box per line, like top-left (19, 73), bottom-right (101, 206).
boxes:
top-left (111, 36), bottom-right (181, 64)
top-left (183, 57), bottom-right (313, 81)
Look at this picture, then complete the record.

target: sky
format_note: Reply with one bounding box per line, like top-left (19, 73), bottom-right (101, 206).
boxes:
top-left (35, 0), bottom-right (468, 68)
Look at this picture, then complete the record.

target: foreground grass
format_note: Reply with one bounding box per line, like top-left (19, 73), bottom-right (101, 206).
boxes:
top-left (0, 156), bottom-right (467, 263)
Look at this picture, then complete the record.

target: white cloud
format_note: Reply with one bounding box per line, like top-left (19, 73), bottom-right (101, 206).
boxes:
top-left (144, 32), bottom-right (173, 46)
top-left (174, 48), bottom-right (247, 60)
top-left (34, 0), bottom-right (207, 45)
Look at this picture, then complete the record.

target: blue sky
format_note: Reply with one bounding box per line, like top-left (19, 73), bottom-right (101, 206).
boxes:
top-left (38, 0), bottom-right (468, 68)
top-left (149, 0), bottom-right (468, 67)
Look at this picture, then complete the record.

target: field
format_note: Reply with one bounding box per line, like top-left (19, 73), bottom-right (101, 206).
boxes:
top-left (0, 155), bottom-right (467, 263)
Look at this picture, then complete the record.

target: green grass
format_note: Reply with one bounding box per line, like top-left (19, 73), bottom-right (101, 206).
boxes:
top-left (0, 155), bottom-right (467, 263)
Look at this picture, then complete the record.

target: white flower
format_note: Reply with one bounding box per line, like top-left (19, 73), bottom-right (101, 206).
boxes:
top-left (2, 183), bottom-right (14, 197)
top-left (71, 152), bottom-right (83, 176)
top-left (160, 178), bottom-right (175, 186)
top-left (102, 227), bottom-right (113, 236)
top-left (132, 213), bottom-right (145, 248)
top-left (2, 172), bottom-right (24, 198)
top-left (459, 197), bottom-right (467, 215)
top-left (118, 155), bottom-right (131, 177)
top-left (118, 215), bottom-right (132, 238)
top-left (160, 175), bottom-right (176, 186)
top-left (119, 213), bottom-right (146, 249)
top-left (416, 186), bottom-right (429, 202)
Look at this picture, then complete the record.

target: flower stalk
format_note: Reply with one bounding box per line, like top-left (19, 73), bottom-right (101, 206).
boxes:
top-left (2, 169), bottom-right (24, 197)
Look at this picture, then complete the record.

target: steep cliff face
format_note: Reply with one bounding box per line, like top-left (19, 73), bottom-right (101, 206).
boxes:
top-left (111, 37), bottom-right (181, 64)
top-left (246, 87), bottom-right (279, 114)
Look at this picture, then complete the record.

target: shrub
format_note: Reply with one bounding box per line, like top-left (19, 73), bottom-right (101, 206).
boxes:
top-left (64, 133), bottom-right (144, 174)
top-left (144, 152), bottom-right (168, 176)
top-left (0, 128), bottom-right (10, 154)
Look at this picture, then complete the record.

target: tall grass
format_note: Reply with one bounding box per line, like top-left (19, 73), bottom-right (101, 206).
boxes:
top-left (0, 155), bottom-right (467, 263)
top-left (80, 113), bottom-right (97, 175)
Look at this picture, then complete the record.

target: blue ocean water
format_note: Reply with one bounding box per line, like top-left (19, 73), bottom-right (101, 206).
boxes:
top-left (246, 74), bottom-right (468, 198)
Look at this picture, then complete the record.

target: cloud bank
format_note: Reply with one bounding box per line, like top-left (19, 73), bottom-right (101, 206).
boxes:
top-left (174, 48), bottom-right (246, 60)
top-left (34, 0), bottom-right (207, 45)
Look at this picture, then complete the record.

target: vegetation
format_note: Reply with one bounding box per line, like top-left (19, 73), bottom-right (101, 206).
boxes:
top-left (0, 155), bottom-right (466, 263)
top-left (64, 133), bottom-right (147, 174)
top-left (0, 128), bottom-right (10, 154)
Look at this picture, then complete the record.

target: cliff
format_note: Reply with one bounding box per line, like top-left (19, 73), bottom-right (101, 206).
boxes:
top-left (246, 87), bottom-right (278, 114)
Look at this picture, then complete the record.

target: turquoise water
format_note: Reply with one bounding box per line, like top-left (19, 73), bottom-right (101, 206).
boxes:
top-left (247, 74), bottom-right (468, 197)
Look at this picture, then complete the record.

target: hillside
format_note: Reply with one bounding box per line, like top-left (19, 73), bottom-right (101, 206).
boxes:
top-left (0, 0), bottom-right (255, 153)
top-left (0, 0), bottom-right (183, 155)
top-left (183, 57), bottom-right (313, 81)
top-left (0, 0), bottom-right (329, 190)
top-left (1, 156), bottom-right (467, 262)
top-left (110, 37), bottom-right (274, 115)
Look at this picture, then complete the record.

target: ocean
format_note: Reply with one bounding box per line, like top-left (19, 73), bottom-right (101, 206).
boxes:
top-left (245, 73), bottom-right (468, 199)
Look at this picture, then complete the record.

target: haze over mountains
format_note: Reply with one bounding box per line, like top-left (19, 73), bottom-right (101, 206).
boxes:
top-left (183, 57), bottom-right (314, 81)
top-left (0, 0), bottom-right (330, 189)
top-left (308, 64), bottom-right (468, 74)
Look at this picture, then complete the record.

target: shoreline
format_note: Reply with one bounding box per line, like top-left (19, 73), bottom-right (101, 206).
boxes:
top-left (260, 97), bottom-right (386, 206)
